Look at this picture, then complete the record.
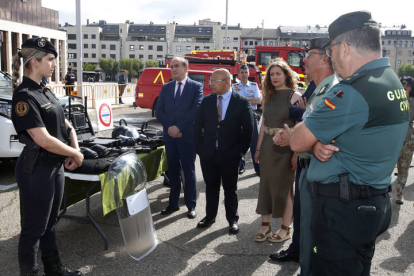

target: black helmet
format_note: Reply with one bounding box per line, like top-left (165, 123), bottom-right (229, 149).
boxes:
top-left (112, 125), bottom-right (129, 138)
top-left (125, 127), bottom-right (139, 139)
top-left (119, 135), bottom-right (136, 147)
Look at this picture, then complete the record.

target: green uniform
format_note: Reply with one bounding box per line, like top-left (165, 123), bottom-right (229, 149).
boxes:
top-left (297, 74), bottom-right (338, 276)
top-left (304, 58), bottom-right (409, 275)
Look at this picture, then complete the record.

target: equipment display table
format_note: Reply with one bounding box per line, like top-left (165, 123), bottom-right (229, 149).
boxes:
top-left (60, 146), bottom-right (168, 250)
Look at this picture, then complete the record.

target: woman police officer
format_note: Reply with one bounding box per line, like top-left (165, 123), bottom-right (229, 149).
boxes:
top-left (11, 37), bottom-right (83, 276)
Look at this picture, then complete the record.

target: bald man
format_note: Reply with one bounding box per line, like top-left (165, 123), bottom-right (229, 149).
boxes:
top-left (194, 69), bottom-right (254, 234)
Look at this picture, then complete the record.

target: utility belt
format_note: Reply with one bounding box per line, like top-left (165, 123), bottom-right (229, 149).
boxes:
top-left (264, 127), bottom-right (282, 136)
top-left (311, 174), bottom-right (391, 203)
top-left (298, 157), bottom-right (311, 168)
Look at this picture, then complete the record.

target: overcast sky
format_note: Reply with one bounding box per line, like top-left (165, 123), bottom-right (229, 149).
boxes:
top-left (42, 0), bottom-right (413, 31)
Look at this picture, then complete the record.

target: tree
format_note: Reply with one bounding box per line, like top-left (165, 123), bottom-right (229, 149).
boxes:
top-left (82, 63), bottom-right (97, 71)
top-left (132, 58), bottom-right (143, 72)
top-left (99, 58), bottom-right (113, 74)
top-left (397, 63), bottom-right (414, 78)
top-left (119, 58), bottom-right (133, 73)
top-left (145, 60), bottom-right (159, 68)
top-left (112, 60), bottom-right (120, 74)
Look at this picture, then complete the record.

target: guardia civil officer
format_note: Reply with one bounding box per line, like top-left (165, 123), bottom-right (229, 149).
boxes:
top-left (232, 64), bottom-right (261, 175)
top-left (63, 67), bottom-right (75, 96)
top-left (11, 37), bottom-right (84, 276)
top-left (291, 11), bottom-right (409, 275)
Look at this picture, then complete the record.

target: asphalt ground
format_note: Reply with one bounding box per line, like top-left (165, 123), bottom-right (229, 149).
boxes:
top-left (1, 104), bottom-right (414, 275)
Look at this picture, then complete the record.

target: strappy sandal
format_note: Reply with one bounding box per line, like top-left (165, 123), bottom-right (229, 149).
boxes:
top-left (268, 224), bottom-right (291, 243)
top-left (254, 222), bottom-right (272, 242)
top-left (396, 195), bottom-right (404, 205)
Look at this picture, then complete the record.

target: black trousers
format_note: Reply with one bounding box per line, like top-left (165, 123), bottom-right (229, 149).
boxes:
top-left (200, 154), bottom-right (241, 223)
top-left (65, 85), bottom-right (74, 96)
top-left (311, 193), bottom-right (392, 276)
top-left (16, 155), bottom-right (65, 272)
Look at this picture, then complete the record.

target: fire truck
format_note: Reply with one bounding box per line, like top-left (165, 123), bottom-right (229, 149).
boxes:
top-left (167, 50), bottom-right (263, 89)
top-left (248, 46), bottom-right (307, 84)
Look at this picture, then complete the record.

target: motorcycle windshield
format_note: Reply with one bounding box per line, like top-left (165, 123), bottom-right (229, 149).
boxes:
top-left (107, 153), bottom-right (157, 261)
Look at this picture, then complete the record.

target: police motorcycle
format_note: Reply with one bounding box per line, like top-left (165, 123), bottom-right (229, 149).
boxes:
top-left (107, 152), bottom-right (158, 260)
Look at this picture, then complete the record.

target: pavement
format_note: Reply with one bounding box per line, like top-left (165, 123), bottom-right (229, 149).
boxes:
top-left (1, 105), bottom-right (414, 275)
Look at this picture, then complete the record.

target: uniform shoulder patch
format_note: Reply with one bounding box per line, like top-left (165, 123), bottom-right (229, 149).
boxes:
top-left (15, 101), bottom-right (29, 116)
top-left (324, 98), bottom-right (336, 110)
top-left (318, 84), bottom-right (329, 94)
top-left (335, 91), bottom-right (344, 98)
top-left (340, 70), bottom-right (367, 84)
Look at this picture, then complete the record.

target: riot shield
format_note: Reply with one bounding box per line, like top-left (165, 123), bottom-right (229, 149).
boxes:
top-left (107, 153), bottom-right (158, 260)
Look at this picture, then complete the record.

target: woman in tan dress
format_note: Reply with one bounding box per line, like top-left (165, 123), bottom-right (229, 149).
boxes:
top-left (254, 60), bottom-right (301, 242)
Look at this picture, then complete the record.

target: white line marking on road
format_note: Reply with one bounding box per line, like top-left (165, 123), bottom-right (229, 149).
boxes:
top-left (0, 183), bottom-right (17, 191)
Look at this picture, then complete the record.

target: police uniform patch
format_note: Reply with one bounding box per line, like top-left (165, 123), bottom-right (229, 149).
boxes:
top-left (335, 91), bottom-right (344, 98)
top-left (324, 99), bottom-right (336, 110)
top-left (15, 101), bottom-right (29, 116)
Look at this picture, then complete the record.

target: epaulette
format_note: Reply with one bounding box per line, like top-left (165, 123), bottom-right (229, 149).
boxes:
top-left (339, 70), bottom-right (367, 84)
top-left (318, 83), bottom-right (329, 94)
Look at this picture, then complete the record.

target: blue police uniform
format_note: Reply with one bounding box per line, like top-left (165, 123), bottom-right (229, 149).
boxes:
top-left (232, 81), bottom-right (261, 174)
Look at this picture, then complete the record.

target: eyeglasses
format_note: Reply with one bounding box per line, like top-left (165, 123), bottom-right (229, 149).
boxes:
top-left (402, 82), bottom-right (412, 87)
top-left (305, 51), bottom-right (325, 58)
top-left (209, 79), bottom-right (226, 85)
top-left (325, 42), bottom-right (342, 57)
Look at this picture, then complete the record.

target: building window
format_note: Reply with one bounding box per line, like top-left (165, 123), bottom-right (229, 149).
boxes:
top-left (388, 40), bottom-right (391, 45)
top-left (382, 50), bottom-right (390, 56)
top-left (204, 46), bottom-right (210, 49)
top-left (84, 34), bottom-right (88, 39)
top-left (195, 46), bottom-right (200, 50)
top-left (110, 54), bottom-right (116, 59)
top-left (130, 45), bottom-right (135, 50)
top-left (68, 44), bottom-right (76, 49)
top-left (84, 44), bottom-right (88, 48)
top-left (72, 62), bottom-right (77, 68)
top-left (186, 46), bottom-right (191, 51)
top-left (223, 37), bottom-right (229, 43)
top-left (233, 47), bottom-right (238, 51)
top-left (102, 54), bottom-right (106, 58)
top-left (139, 45), bottom-right (144, 50)
top-left (84, 53), bottom-right (88, 58)
top-left (249, 41), bottom-right (253, 45)
top-left (110, 45), bottom-right (116, 50)
top-left (129, 54), bottom-right (135, 58)
top-left (139, 54), bottom-right (143, 59)
top-left (176, 46), bottom-right (182, 52)
top-left (149, 45), bottom-right (153, 50)
top-left (255, 41), bottom-right (258, 46)
top-left (101, 44), bottom-right (106, 49)
top-left (398, 41), bottom-right (402, 47)
top-left (157, 55), bottom-right (163, 59)
top-left (92, 44), bottom-right (96, 49)
top-left (409, 51), bottom-right (412, 57)
top-left (398, 50), bottom-right (402, 56)
top-left (411, 41), bottom-right (414, 48)
top-left (92, 53), bottom-right (96, 58)
top-left (68, 53), bottom-right (76, 59)
top-left (68, 34), bottom-right (76, 40)
top-left (405, 41), bottom-right (409, 48)
top-left (233, 37), bottom-right (238, 42)
top-left (397, 60), bottom-right (401, 65)
top-left (148, 55), bottom-right (153, 59)
top-left (157, 45), bottom-right (163, 51)
top-left (92, 34), bottom-right (96, 39)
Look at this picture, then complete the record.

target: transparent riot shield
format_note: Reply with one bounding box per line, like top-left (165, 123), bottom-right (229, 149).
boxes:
top-left (107, 153), bottom-right (158, 260)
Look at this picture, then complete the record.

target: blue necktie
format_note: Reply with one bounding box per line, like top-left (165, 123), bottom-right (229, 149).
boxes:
top-left (174, 82), bottom-right (182, 106)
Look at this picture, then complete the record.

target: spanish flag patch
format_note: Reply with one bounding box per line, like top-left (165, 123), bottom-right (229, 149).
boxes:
top-left (324, 99), bottom-right (336, 110)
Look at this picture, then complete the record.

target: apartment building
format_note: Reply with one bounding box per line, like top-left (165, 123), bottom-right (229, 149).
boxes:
top-left (381, 27), bottom-right (414, 72)
top-left (0, 0), bottom-right (67, 83)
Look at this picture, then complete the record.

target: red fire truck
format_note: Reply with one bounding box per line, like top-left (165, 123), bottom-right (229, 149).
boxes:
top-left (167, 50), bottom-right (263, 89)
top-left (249, 46), bottom-right (307, 83)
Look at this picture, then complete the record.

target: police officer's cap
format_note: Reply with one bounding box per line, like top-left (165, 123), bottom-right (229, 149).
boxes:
top-left (323, 11), bottom-right (377, 47)
top-left (307, 38), bottom-right (330, 50)
top-left (21, 37), bottom-right (58, 58)
top-left (239, 64), bottom-right (249, 70)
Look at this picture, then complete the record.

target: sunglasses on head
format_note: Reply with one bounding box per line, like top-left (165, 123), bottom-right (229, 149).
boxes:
top-left (402, 82), bottom-right (412, 87)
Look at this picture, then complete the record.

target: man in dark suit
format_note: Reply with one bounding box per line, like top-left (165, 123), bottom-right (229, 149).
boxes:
top-left (194, 69), bottom-right (254, 234)
top-left (156, 57), bottom-right (203, 219)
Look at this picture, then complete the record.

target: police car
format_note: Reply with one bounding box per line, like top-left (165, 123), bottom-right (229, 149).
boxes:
top-left (0, 71), bottom-right (72, 161)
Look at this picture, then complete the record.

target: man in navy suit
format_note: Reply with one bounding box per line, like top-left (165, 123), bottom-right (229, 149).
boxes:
top-left (156, 57), bottom-right (203, 219)
top-left (194, 69), bottom-right (253, 234)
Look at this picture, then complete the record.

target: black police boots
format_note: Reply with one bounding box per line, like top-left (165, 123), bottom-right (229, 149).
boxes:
top-left (20, 267), bottom-right (40, 276)
top-left (41, 249), bottom-right (82, 276)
